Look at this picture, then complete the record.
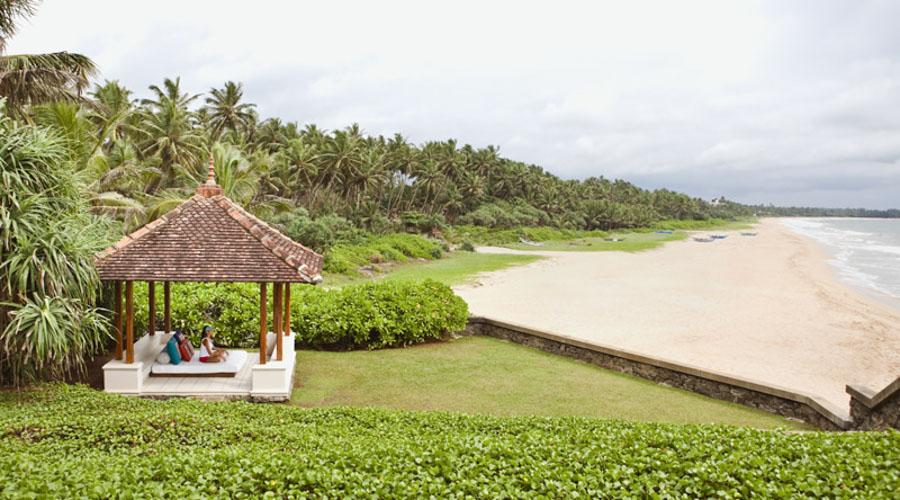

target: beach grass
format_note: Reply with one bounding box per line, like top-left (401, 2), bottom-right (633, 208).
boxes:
top-left (324, 251), bottom-right (543, 287)
top-left (292, 336), bottom-right (809, 429)
top-left (503, 231), bottom-right (687, 252)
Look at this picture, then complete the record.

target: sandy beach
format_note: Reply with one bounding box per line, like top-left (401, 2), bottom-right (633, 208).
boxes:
top-left (455, 219), bottom-right (900, 411)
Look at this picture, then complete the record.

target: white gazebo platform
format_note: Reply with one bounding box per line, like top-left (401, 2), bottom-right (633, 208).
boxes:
top-left (103, 332), bottom-right (296, 401)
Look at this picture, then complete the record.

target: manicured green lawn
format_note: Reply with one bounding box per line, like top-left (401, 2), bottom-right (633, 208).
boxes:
top-left (325, 251), bottom-right (543, 287)
top-left (503, 231), bottom-right (687, 252)
top-left (293, 336), bottom-right (808, 429)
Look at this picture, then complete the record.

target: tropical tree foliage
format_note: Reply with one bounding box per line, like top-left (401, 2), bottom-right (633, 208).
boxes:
top-left (9, 75), bottom-right (748, 236)
top-left (0, 101), bottom-right (115, 385)
top-left (0, 0), bottom-right (97, 118)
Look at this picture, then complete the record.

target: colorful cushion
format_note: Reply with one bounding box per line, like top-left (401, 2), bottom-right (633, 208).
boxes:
top-left (178, 342), bottom-right (190, 362)
top-left (185, 339), bottom-right (195, 359)
top-left (165, 338), bottom-right (182, 365)
top-left (178, 337), bottom-right (195, 362)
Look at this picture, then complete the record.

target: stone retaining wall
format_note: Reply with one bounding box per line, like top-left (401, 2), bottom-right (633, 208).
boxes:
top-left (847, 378), bottom-right (900, 431)
top-left (465, 317), bottom-right (852, 430)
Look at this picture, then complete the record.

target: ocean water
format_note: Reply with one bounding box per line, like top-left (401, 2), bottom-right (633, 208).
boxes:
top-left (782, 218), bottom-right (900, 302)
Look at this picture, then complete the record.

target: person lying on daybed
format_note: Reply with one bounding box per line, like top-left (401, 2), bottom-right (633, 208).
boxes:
top-left (199, 325), bottom-right (229, 363)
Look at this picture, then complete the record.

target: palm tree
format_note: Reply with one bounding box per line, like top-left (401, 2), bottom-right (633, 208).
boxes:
top-left (0, 0), bottom-right (97, 118)
top-left (135, 77), bottom-right (203, 192)
top-left (204, 81), bottom-right (256, 141)
top-left (87, 80), bottom-right (134, 153)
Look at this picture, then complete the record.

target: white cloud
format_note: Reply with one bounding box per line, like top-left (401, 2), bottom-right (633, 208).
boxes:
top-left (8, 0), bottom-right (900, 208)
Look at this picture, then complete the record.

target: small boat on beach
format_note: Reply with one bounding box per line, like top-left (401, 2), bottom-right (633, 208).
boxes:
top-left (655, 230), bottom-right (673, 234)
top-left (710, 234), bottom-right (727, 239)
top-left (693, 237), bottom-right (714, 243)
top-left (740, 232), bottom-right (757, 237)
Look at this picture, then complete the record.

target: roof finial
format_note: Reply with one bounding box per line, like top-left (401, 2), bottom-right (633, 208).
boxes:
top-left (196, 153), bottom-right (223, 197)
top-left (206, 154), bottom-right (216, 185)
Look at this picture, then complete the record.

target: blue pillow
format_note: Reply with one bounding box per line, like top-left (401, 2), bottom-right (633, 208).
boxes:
top-left (166, 338), bottom-right (182, 365)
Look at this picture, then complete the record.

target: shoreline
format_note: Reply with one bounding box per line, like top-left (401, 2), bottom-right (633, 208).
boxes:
top-left (454, 219), bottom-right (900, 410)
top-left (780, 217), bottom-right (900, 312)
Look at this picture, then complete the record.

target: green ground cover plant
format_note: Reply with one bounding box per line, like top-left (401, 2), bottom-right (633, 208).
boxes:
top-left (294, 336), bottom-right (808, 429)
top-left (131, 279), bottom-right (466, 349)
top-left (1, 385), bottom-right (897, 497)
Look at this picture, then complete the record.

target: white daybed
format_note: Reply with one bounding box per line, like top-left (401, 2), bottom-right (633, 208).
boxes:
top-left (150, 349), bottom-right (249, 377)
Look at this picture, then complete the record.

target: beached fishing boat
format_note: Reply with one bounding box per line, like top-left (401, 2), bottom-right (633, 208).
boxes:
top-left (710, 234), bottom-right (727, 239)
top-left (655, 230), bottom-right (673, 234)
top-left (693, 237), bottom-right (714, 242)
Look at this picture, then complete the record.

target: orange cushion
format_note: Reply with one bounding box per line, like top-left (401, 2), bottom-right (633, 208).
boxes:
top-left (178, 338), bottom-right (194, 361)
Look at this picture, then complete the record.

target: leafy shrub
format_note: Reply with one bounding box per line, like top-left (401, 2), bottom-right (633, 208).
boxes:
top-left (1, 385), bottom-right (897, 498)
top-left (268, 209), bottom-right (366, 254)
top-left (0, 112), bottom-right (118, 386)
top-left (132, 282), bottom-right (260, 347)
top-left (399, 210), bottom-right (446, 233)
top-left (325, 233), bottom-right (444, 274)
top-left (459, 201), bottom-right (552, 228)
top-left (294, 279), bottom-right (468, 349)
top-left (132, 279), bottom-right (466, 349)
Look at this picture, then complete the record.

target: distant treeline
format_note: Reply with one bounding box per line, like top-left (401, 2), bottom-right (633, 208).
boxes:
top-left (751, 206), bottom-right (900, 218)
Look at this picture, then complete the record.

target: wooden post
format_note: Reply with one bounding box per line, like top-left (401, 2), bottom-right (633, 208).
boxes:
top-left (259, 282), bottom-right (267, 365)
top-left (283, 284), bottom-right (291, 336)
top-left (147, 281), bottom-right (156, 336)
top-left (163, 281), bottom-right (171, 333)
top-left (274, 283), bottom-right (283, 361)
top-left (114, 281), bottom-right (123, 360)
top-left (125, 281), bottom-right (134, 364)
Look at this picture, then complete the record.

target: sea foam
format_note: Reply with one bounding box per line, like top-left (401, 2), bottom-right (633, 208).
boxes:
top-left (782, 217), bottom-right (900, 301)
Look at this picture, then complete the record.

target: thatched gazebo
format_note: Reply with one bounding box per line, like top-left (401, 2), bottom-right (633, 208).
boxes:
top-left (96, 159), bottom-right (323, 399)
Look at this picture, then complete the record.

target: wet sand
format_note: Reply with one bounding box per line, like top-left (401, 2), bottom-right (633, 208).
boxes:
top-left (455, 219), bottom-right (900, 411)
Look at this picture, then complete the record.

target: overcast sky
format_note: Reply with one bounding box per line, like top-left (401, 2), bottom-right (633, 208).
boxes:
top-left (10, 0), bottom-right (900, 208)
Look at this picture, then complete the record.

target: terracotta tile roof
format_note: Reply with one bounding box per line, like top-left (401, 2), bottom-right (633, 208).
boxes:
top-left (95, 191), bottom-right (324, 283)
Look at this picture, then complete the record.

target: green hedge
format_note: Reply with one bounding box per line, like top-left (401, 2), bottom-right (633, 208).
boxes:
top-left (293, 280), bottom-right (467, 349)
top-left (131, 279), bottom-right (467, 349)
top-left (1, 386), bottom-right (897, 497)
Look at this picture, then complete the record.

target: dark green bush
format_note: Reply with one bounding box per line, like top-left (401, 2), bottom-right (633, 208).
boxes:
top-left (268, 209), bottom-right (366, 254)
top-left (294, 279), bottom-right (468, 349)
top-left (1, 385), bottom-right (897, 498)
top-left (132, 279), bottom-right (467, 349)
top-left (459, 201), bottom-right (552, 228)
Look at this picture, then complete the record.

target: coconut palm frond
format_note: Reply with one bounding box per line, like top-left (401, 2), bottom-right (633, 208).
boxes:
top-left (89, 191), bottom-right (146, 229)
top-left (0, 0), bottom-right (37, 52)
top-left (0, 51), bottom-right (97, 117)
top-left (144, 191), bottom-right (189, 222)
